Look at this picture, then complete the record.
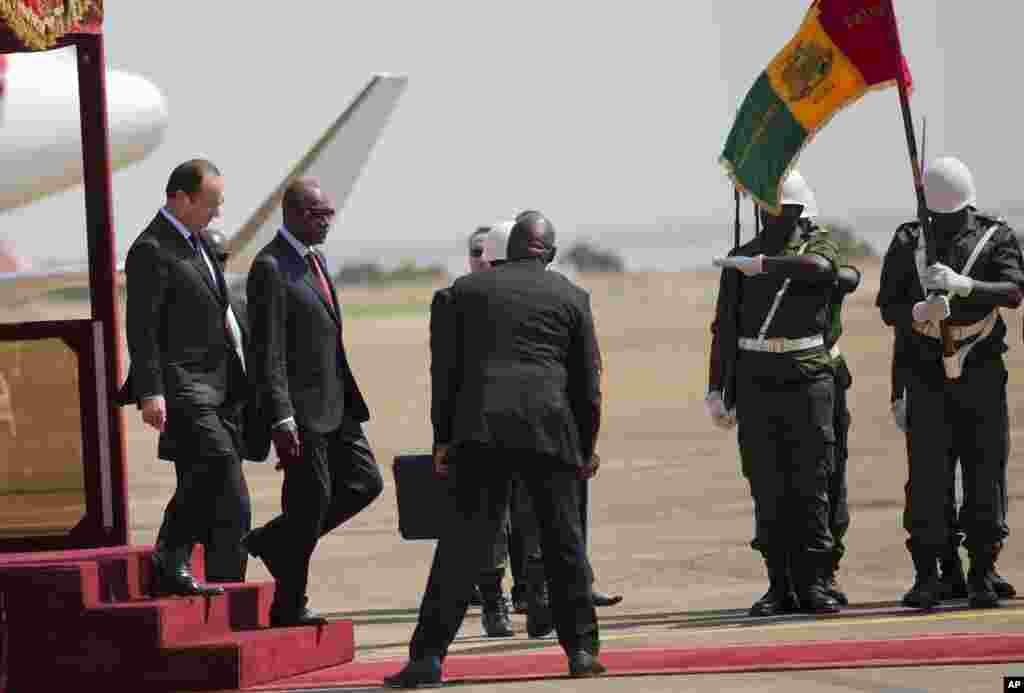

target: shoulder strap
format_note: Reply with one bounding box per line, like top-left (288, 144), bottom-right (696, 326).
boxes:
top-left (756, 241), bottom-right (809, 340)
top-left (961, 222), bottom-right (1001, 277)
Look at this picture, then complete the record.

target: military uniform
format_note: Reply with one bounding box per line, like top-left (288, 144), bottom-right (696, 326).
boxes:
top-left (877, 210), bottom-right (1024, 606)
top-left (824, 265), bottom-right (860, 598)
top-left (711, 220), bottom-right (840, 612)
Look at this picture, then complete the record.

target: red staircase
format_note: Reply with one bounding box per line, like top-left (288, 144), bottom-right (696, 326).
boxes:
top-left (0, 545), bottom-right (354, 692)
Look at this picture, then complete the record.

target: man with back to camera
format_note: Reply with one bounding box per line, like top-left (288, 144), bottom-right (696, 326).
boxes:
top-left (385, 211), bottom-right (605, 687)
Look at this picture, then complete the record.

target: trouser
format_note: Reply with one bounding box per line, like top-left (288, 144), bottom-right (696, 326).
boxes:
top-left (508, 474), bottom-right (593, 586)
top-left (409, 445), bottom-right (598, 660)
top-left (255, 417), bottom-right (383, 609)
top-left (904, 357), bottom-right (1009, 552)
top-left (829, 381), bottom-right (851, 567)
top-left (156, 468), bottom-right (251, 581)
top-left (157, 405), bottom-right (249, 579)
top-left (737, 375), bottom-right (835, 560)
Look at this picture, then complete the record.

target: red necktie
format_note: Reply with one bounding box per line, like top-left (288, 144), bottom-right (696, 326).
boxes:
top-left (307, 253), bottom-right (335, 315)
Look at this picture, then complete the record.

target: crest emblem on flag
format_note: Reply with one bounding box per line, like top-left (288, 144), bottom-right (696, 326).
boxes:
top-left (780, 41), bottom-right (834, 102)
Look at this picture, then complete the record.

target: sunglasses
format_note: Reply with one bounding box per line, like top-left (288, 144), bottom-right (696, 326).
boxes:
top-left (469, 248), bottom-right (484, 258)
top-left (302, 207), bottom-right (337, 219)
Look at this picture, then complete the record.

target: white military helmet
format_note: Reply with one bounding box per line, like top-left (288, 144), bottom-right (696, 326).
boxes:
top-left (923, 156), bottom-right (976, 214)
top-left (779, 169), bottom-right (818, 218)
top-left (483, 221), bottom-right (514, 263)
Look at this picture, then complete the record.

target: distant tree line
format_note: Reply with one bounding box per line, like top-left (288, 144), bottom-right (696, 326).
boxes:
top-left (334, 260), bottom-right (445, 286)
top-left (563, 242), bottom-right (625, 273)
top-left (818, 218), bottom-right (876, 259)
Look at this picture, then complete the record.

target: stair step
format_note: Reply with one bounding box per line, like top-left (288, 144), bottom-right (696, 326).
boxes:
top-left (13, 619), bottom-right (355, 691)
top-left (72, 582), bottom-right (276, 647)
top-left (0, 544), bottom-right (206, 604)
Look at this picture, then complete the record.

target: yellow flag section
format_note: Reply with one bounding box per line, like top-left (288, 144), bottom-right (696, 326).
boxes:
top-left (764, 6), bottom-right (868, 134)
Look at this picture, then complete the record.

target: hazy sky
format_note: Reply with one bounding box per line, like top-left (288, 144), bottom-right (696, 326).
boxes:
top-left (3, 2), bottom-right (1021, 264)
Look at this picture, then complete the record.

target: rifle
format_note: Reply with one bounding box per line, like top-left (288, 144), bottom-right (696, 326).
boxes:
top-left (886, 1), bottom-right (956, 366)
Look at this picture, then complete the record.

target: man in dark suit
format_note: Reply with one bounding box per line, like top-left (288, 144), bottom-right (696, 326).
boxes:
top-left (385, 211), bottom-right (605, 688)
top-left (243, 177), bottom-right (383, 627)
top-left (154, 228), bottom-right (251, 583)
top-left (118, 159), bottom-right (248, 597)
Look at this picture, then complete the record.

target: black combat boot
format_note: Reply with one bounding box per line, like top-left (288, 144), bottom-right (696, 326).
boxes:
top-left (937, 544), bottom-right (968, 600)
top-left (967, 543), bottom-right (1002, 609)
top-left (793, 552), bottom-right (840, 614)
top-left (992, 571), bottom-right (1016, 599)
top-left (479, 576), bottom-right (514, 637)
top-left (750, 553), bottom-right (800, 617)
top-left (902, 543), bottom-right (942, 609)
top-left (824, 554), bottom-right (849, 606)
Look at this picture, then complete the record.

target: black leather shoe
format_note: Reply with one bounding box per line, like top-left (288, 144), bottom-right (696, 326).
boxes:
top-left (568, 650), bottom-right (606, 678)
top-left (383, 656), bottom-right (443, 688)
top-left (750, 588), bottom-right (799, 617)
top-left (270, 605), bottom-right (328, 627)
top-left (593, 590), bottom-right (623, 607)
top-left (150, 553), bottom-right (225, 597)
top-left (992, 570), bottom-right (1016, 599)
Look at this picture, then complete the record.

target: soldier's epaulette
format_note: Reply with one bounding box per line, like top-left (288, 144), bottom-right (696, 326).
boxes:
top-left (974, 211), bottom-right (1010, 229)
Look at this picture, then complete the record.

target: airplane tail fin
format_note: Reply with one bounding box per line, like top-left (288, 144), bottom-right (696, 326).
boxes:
top-left (224, 73), bottom-right (408, 272)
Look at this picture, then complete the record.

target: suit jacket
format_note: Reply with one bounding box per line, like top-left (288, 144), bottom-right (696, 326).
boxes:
top-left (245, 234), bottom-right (369, 460)
top-left (432, 259), bottom-right (602, 467)
top-left (116, 212), bottom-right (247, 415)
top-left (155, 287), bottom-right (251, 461)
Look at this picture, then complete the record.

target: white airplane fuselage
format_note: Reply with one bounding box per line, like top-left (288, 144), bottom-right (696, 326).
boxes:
top-left (0, 49), bottom-right (168, 213)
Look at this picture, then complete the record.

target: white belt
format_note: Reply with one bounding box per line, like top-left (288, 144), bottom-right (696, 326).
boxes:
top-left (912, 310), bottom-right (997, 342)
top-left (738, 335), bottom-right (825, 354)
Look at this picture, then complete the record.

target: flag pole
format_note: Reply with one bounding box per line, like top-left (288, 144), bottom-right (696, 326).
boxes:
top-left (733, 187), bottom-right (741, 247)
top-left (885, 0), bottom-right (955, 362)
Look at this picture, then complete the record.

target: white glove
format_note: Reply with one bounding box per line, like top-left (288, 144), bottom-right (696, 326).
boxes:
top-left (911, 294), bottom-right (951, 323)
top-left (891, 398), bottom-right (908, 433)
top-left (712, 254), bottom-right (765, 277)
top-left (705, 391), bottom-right (737, 430)
top-left (923, 262), bottom-right (974, 297)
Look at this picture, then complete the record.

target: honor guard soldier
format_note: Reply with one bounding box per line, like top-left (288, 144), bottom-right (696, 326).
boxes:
top-left (710, 170), bottom-right (842, 616)
top-left (877, 156), bottom-right (1024, 609)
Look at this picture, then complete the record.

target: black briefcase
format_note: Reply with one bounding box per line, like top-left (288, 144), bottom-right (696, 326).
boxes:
top-left (392, 453), bottom-right (454, 540)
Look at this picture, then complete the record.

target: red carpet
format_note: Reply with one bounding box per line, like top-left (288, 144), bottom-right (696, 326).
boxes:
top-left (251, 632), bottom-right (1024, 689)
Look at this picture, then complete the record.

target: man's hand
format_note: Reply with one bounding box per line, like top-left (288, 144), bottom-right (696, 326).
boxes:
top-left (912, 294), bottom-right (951, 323)
top-left (705, 391), bottom-right (737, 430)
top-left (891, 398), bottom-right (908, 433)
top-left (271, 425), bottom-right (301, 471)
top-left (578, 453), bottom-right (601, 480)
top-left (141, 396), bottom-right (166, 432)
top-left (712, 254), bottom-right (765, 277)
top-left (923, 262), bottom-right (974, 298)
top-left (433, 444), bottom-right (451, 479)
